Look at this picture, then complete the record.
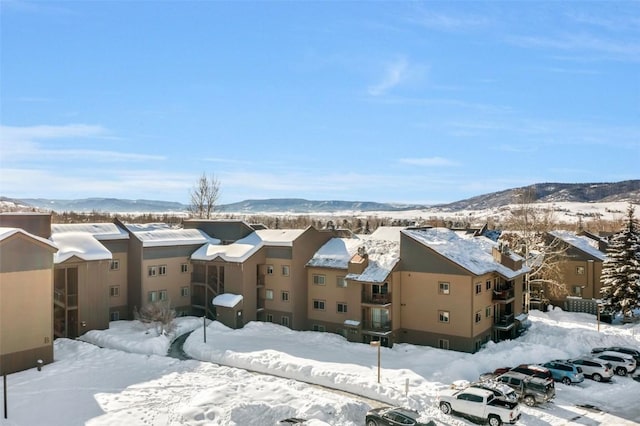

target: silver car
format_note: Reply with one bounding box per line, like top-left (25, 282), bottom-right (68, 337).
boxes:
top-left (567, 357), bottom-right (614, 382)
top-left (592, 351), bottom-right (637, 376)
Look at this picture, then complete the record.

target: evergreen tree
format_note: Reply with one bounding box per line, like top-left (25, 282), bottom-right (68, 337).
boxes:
top-left (600, 205), bottom-right (640, 319)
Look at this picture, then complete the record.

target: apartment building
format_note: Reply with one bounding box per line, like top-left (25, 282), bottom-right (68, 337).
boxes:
top-left (50, 231), bottom-right (113, 338)
top-left (191, 225), bottom-right (334, 329)
top-left (51, 223), bottom-right (130, 322)
top-left (306, 236), bottom-right (365, 336)
top-left (0, 226), bottom-right (58, 374)
top-left (398, 228), bottom-right (529, 353)
top-left (548, 230), bottom-right (606, 303)
top-left (116, 220), bottom-right (213, 318)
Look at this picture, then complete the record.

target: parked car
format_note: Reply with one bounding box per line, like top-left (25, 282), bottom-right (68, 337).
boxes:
top-left (438, 386), bottom-right (521, 426)
top-left (495, 371), bottom-right (556, 407)
top-left (593, 352), bottom-right (637, 376)
top-left (592, 346), bottom-right (640, 363)
top-left (566, 357), bottom-right (614, 382)
top-left (365, 407), bottom-right (435, 426)
top-left (541, 361), bottom-right (585, 385)
top-left (470, 381), bottom-right (519, 404)
top-left (592, 351), bottom-right (637, 376)
top-left (510, 364), bottom-right (554, 381)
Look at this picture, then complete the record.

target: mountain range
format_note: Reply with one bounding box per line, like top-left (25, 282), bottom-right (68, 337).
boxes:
top-left (2, 180), bottom-right (638, 214)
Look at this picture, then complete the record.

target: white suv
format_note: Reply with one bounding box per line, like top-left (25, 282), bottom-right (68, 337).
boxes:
top-left (567, 357), bottom-right (614, 382)
top-left (592, 351), bottom-right (637, 376)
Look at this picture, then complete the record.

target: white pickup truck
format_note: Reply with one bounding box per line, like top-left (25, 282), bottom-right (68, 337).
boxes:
top-left (438, 386), bottom-right (521, 426)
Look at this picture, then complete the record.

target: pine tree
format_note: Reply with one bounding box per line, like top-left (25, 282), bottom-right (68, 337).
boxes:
top-left (600, 204), bottom-right (640, 320)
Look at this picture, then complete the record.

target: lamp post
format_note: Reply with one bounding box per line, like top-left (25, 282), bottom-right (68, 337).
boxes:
top-left (203, 315), bottom-right (207, 343)
top-left (370, 340), bottom-right (381, 383)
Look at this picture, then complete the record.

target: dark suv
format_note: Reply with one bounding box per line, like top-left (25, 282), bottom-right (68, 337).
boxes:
top-left (496, 371), bottom-right (555, 407)
top-left (510, 364), bottom-right (554, 381)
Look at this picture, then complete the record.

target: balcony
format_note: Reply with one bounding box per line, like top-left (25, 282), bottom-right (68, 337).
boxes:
top-left (362, 293), bottom-right (392, 305)
top-left (362, 321), bottom-right (392, 332)
top-left (493, 313), bottom-right (515, 330)
top-left (493, 286), bottom-right (515, 302)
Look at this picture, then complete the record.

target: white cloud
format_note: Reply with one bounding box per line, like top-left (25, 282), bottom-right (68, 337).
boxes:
top-left (0, 123), bottom-right (164, 162)
top-left (410, 10), bottom-right (490, 32)
top-left (508, 33), bottom-right (640, 60)
top-left (368, 57), bottom-right (411, 96)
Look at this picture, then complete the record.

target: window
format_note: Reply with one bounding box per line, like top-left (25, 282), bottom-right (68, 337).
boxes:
top-left (337, 302), bottom-right (347, 313)
top-left (313, 274), bottom-right (326, 285)
top-left (110, 311), bottom-right (120, 321)
top-left (148, 291), bottom-right (158, 302)
top-left (267, 265), bottom-right (274, 275)
top-left (576, 266), bottom-right (585, 275)
top-left (158, 265), bottom-right (167, 276)
top-left (180, 286), bottom-right (189, 297)
top-left (281, 265), bottom-right (290, 276)
top-left (159, 290), bottom-right (168, 301)
top-left (486, 279), bottom-right (492, 290)
top-left (313, 300), bottom-right (325, 310)
top-left (148, 266), bottom-right (157, 277)
top-left (336, 276), bottom-right (347, 288)
top-left (312, 324), bottom-right (326, 332)
top-left (486, 306), bottom-right (492, 318)
top-left (475, 283), bottom-right (482, 294)
top-left (572, 286), bottom-right (583, 297)
top-left (181, 263), bottom-right (189, 273)
top-left (109, 260), bottom-right (120, 271)
top-left (475, 311), bottom-right (482, 323)
top-left (439, 282), bottom-right (450, 295)
top-left (266, 314), bottom-right (273, 322)
top-left (265, 289), bottom-right (274, 300)
top-left (281, 316), bottom-right (290, 327)
top-left (109, 286), bottom-right (120, 297)
top-left (438, 339), bottom-right (449, 350)
top-left (439, 311), bottom-right (450, 323)
top-left (281, 291), bottom-right (289, 302)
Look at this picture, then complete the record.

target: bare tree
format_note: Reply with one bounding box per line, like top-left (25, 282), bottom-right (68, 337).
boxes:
top-left (189, 172), bottom-right (221, 219)
top-left (134, 301), bottom-right (176, 336)
top-left (502, 187), bottom-right (567, 311)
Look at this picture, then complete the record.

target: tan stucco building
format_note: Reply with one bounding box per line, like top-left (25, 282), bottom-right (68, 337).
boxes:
top-left (0, 225), bottom-right (58, 374)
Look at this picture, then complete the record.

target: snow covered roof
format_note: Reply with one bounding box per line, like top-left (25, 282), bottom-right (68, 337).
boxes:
top-left (402, 227), bottom-right (530, 279)
top-left (306, 237), bottom-right (363, 269)
top-left (345, 239), bottom-right (400, 283)
top-left (50, 231), bottom-right (112, 263)
top-left (125, 223), bottom-right (217, 248)
top-left (255, 229), bottom-right (306, 246)
top-left (212, 293), bottom-right (243, 308)
top-left (0, 227), bottom-right (58, 250)
top-left (365, 226), bottom-right (406, 242)
top-left (192, 229), bottom-right (305, 262)
top-left (549, 230), bottom-right (607, 261)
top-left (51, 223), bottom-right (129, 240)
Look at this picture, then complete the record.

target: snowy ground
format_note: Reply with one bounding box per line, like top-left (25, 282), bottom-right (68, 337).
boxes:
top-left (2, 309), bottom-right (640, 426)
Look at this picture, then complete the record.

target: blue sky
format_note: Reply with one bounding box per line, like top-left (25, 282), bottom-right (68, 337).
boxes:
top-left (1, 1), bottom-right (638, 205)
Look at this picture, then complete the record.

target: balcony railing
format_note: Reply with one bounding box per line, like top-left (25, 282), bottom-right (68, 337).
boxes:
top-left (493, 286), bottom-right (515, 301)
top-left (494, 313), bottom-right (515, 327)
top-left (362, 321), bottom-right (391, 332)
top-left (362, 294), bottom-right (392, 305)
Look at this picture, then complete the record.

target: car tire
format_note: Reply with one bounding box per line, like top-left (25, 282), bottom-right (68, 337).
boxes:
top-left (488, 414), bottom-right (502, 426)
top-left (366, 419), bottom-right (378, 426)
top-left (562, 377), bottom-right (572, 385)
top-left (616, 367), bottom-right (627, 376)
top-left (439, 402), bottom-right (452, 415)
top-left (524, 395), bottom-right (535, 407)
top-left (592, 373), bottom-right (602, 382)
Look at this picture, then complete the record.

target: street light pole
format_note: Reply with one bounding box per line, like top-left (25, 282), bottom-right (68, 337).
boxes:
top-left (370, 340), bottom-right (381, 383)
